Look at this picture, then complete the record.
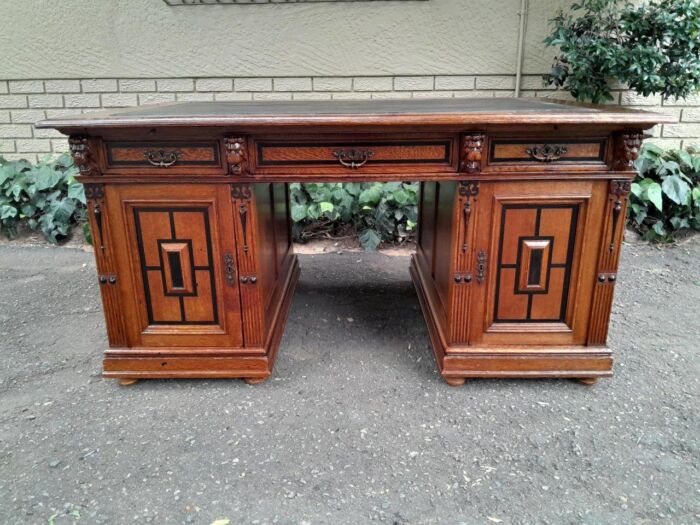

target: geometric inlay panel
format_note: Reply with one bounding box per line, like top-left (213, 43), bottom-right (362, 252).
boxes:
top-left (494, 204), bottom-right (579, 323)
top-left (516, 237), bottom-right (553, 294)
top-left (133, 207), bottom-right (218, 325)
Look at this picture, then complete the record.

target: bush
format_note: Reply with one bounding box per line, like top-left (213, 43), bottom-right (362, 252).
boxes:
top-left (0, 153), bottom-right (86, 242)
top-left (544, 0), bottom-right (700, 103)
top-left (290, 182), bottom-right (418, 250)
top-left (631, 144), bottom-right (700, 240)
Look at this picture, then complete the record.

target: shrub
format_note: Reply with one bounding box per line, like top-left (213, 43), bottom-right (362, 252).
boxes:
top-left (0, 153), bottom-right (86, 242)
top-left (290, 182), bottom-right (418, 250)
top-left (631, 143), bottom-right (700, 240)
top-left (544, 0), bottom-right (700, 103)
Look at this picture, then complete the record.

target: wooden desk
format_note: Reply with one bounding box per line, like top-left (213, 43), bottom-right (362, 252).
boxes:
top-left (37, 98), bottom-right (672, 386)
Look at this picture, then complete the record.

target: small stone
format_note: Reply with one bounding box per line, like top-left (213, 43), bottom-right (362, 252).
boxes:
top-left (48, 460), bottom-right (61, 468)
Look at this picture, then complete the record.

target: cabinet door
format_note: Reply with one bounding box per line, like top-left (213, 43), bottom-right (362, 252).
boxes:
top-left (106, 184), bottom-right (243, 348)
top-left (468, 180), bottom-right (606, 347)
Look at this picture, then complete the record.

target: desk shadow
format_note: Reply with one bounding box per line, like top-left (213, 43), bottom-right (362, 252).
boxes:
top-left (278, 252), bottom-right (438, 378)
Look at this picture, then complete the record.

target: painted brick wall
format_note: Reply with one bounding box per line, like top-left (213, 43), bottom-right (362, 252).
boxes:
top-left (0, 75), bottom-right (693, 163)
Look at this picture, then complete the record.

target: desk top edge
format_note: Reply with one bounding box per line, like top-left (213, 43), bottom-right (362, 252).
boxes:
top-left (36, 97), bottom-right (675, 131)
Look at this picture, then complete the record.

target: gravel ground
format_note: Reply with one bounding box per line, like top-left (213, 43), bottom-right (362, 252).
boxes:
top-left (0, 239), bottom-right (698, 525)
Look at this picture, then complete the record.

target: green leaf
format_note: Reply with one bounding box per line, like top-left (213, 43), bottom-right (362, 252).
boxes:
top-left (67, 182), bottom-right (86, 205)
top-left (20, 203), bottom-right (35, 217)
top-left (0, 204), bottom-right (17, 219)
top-left (358, 229), bottom-right (381, 251)
top-left (630, 182), bottom-right (642, 198)
top-left (291, 204), bottom-right (308, 222)
top-left (645, 181), bottom-right (663, 211)
top-left (52, 198), bottom-right (76, 224)
top-left (358, 185), bottom-right (382, 206)
top-left (677, 149), bottom-right (693, 168)
top-left (33, 165), bottom-right (60, 191)
top-left (306, 203), bottom-right (321, 220)
top-left (319, 201), bottom-right (334, 213)
top-left (344, 183), bottom-right (362, 196)
top-left (0, 164), bottom-right (16, 185)
top-left (661, 175), bottom-right (691, 205)
top-left (652, 221), bottom-right (667, 237)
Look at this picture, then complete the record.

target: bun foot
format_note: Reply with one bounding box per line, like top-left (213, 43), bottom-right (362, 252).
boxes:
top-left (118, 378), bottom-right (139, 386)
top-left (577, 377), bottom-right (598, 386)
top-left (244, 377), bottom-right (268, 385)
top-left (444, 377), bottom-right (466, 387)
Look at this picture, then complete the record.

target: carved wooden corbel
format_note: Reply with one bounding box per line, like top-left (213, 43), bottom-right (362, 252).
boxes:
top-left (459, 133), bottom-right (486, 173)
top-left (68, 135), bottom-right (99, 177)
top-left (613, 131), bottom-right (643, 171)
top-left (224, 136), bottom-right (249, 176)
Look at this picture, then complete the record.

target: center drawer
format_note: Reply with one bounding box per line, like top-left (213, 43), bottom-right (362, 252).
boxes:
top-left (253, 135), bottom-right (457, 174)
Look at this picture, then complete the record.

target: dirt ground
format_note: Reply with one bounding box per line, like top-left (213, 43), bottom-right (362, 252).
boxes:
top-left (0, 237), bottom-right (698, 524)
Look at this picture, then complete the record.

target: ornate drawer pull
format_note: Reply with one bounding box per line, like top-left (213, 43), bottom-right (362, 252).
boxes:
top-left (332, 149), bottom-right (374, 169)
top-left (525, 144), bottom-right (568, 162)
top-left (144, 150), bottom-right (181, 167)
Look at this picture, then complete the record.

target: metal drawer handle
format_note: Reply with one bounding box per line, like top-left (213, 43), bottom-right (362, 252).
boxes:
top-left (144, 149), bottom-right (181, 167)
top-left (525, 144), bottom-right (568, 162)
top-left (332, 149), bottom-right (374, 169)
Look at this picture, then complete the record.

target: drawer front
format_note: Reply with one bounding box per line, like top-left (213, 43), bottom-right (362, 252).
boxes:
top-left (255, 139), bottom-right (455, 171)
top-left (104, 141), bottom-right (222, 170)
top-left (488, 139), bottom-right (607, 168)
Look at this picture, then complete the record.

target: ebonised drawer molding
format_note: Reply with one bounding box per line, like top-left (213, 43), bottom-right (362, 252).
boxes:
top-left (254, 138), bottom-right (455, 172)
top-left (104, 141), bottom-right (222, 170)
top-left (487, 138), bottom-right (607, 168)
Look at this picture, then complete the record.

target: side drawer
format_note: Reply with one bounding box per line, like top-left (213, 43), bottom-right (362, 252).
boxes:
top-left (253, 135), bottom-right (458, 174)
top-left (486, 138), bottom-right (608, 170)
top-left (103, 141), bottom-right (224, 173)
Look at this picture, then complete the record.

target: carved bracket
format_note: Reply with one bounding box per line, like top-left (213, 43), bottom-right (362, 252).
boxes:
top-left (609, 179), bottom-right (632, 252)
top-left (614, 131), bottom-right (643, 171)
top-left (84, 183), bottom-right (106, 252)
top-left (68, 136), bottom-right (99, 177)
top-left (458, 181), bottom-right (479, 253)
top-left (231, 184), bottom-right (252, 253)
top-left (83, 183), bottom-right (104, 201)
top-left (460, 133), bottom-right (486, 173)
top-left (231, 184), bottom-right (252, 201)
top-left (224, 136), bottom-right (249, 176)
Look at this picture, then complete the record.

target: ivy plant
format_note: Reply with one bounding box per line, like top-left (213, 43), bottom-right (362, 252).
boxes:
top-left (630, 143), bottom-right (700, 240)
top-left (544, 0), bottom-right (700, 103)
top-left (0, 153), bottom-right (86, 242)
top-left (290, 182), bottom-right (418, 250)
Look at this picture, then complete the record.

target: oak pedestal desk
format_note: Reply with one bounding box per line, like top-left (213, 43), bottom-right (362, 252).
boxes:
top-left (37, 99), bottom-right (672, 387)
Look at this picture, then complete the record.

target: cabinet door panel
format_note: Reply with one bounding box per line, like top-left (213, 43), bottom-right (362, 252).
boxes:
top-left (106, 184), bottom-right (243, 348)
top-left (493, 204), bottom-right (578, 323)
top-left (470, 181), bottom-right (605, 347)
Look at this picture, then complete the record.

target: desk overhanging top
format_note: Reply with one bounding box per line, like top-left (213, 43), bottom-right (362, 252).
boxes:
top-left (36, 98), bottom-right (674, 132)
